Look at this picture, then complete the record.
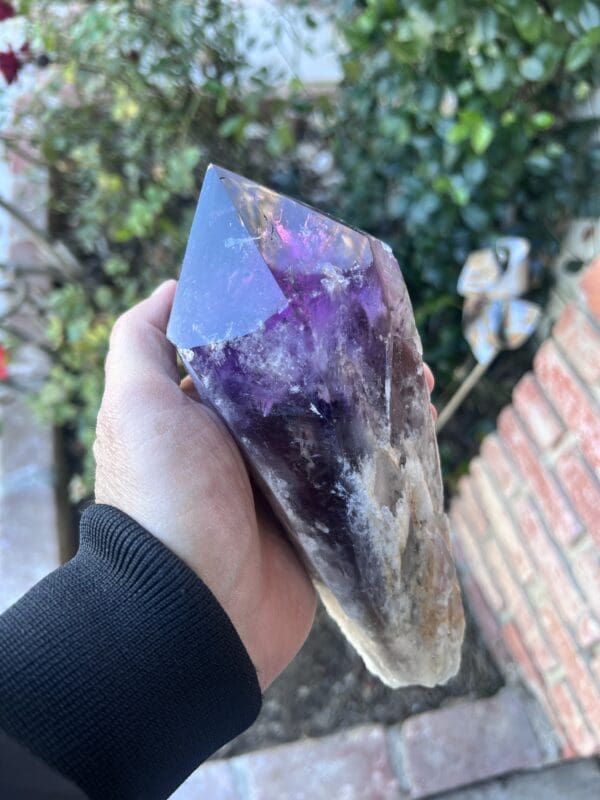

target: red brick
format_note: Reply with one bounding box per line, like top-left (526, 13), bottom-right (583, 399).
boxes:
top-left (569, 543), bottom-right (600, 618)
top-left (481, 434), bottom-right (519, 496)
top-left (513, 374), bottom-right (564, 449)
top-left (498, 407), bottom-right (582, 544)
top-left (451, 509), bottom-right (504, 612)
top-left (538, 603), bottom-right (600, 731)
top-left (457, 475), bottom-right (488, 535)
top-left (554, 303), bottom-right (600, 385)
top-left (515, 498), bottom-right (599, 645)
top-left (517, 601), bottom-right (558, 675)
top-left (396, 689), bottom-right (546, 796)
top-left (591, 652), bottom-right (600, 687)
top-left (548, 682), bottom-right (597, 757)
top-left (485, 538), bottom-right (557, 673)
top-left (460, 569), bottom-right (510, 667)
top-left (534, 341), bottom-right (600, 471)
top-left (580, 256), bottom-right (600, 322)
top-left (501, 622), bottom-right (543, 690)
top-left (577, 615), bottom-right (600, 649)
top-left (486, 540), bottom-right (520, 613)
top-left (471, 460), bottom-right (535, 583)
top-left (555, 449), bottom-right (600, 548)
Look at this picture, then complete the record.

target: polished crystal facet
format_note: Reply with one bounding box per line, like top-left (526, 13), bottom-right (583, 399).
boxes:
top-left (167, 165), bottom-right (465, 687)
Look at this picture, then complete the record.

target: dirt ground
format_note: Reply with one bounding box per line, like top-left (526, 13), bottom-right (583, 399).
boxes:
top-left (218, 595), bottom-right (502, 757)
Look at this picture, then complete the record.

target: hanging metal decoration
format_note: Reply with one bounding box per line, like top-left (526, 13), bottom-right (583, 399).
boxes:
top-left (436, 237), bottom-right (541, 432)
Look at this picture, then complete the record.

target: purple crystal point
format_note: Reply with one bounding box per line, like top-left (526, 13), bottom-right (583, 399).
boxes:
top-left (168, 165), bottom-right (464, 687)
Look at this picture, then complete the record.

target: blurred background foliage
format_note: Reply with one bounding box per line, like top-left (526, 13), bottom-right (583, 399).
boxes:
top-left (3, 0), bottom-right (599, 495)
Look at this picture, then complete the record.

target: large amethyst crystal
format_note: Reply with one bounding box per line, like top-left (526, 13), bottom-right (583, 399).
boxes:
top-left (167, 165), bottom-right (464, 687)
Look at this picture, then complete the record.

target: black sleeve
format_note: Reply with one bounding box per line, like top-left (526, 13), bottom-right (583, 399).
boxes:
top-left (0, 504), bottom-right (262, 800)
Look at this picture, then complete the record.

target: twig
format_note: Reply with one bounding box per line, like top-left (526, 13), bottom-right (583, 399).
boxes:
top-left (0, 136), bottom-right (48, 168)
top-left (0, 262), bottom-right (63, 277)
top-left (435, 361), bottom-right (490, 433)
top-left (0, 284), bottom-right (27, 321)
top-left (0, 196), bottom-right (82, 280)
top-left (0, 322), bottom-right (53, 354)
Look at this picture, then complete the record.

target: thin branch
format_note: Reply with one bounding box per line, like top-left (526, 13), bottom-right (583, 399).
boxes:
top-left (0, 284), bottom-right (27, 322)
top-left (0, 262), bottom-right (64, 278)
top-left (0, 132), bottom-right (40, 146)
top-left (0, 196), bottom-right (82, 280)
top-left (0, 136), bottom-right (48, 168)
top-left (0, 322), bottom-right (53, 354)
top-left (435, 361), bottom-right (490, 433)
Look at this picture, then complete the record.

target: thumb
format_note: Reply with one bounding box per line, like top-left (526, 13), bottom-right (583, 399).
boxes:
top-left (104, 280), bottom-right (180, 392)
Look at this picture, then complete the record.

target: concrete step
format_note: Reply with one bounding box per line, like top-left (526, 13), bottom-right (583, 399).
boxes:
top-left (170, 686), bottom-right (559, 799)
top-left (429, 758), bottom-right (600, 800)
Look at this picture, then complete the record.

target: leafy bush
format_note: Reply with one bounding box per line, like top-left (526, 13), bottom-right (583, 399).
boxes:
top-left (333, 0), bottom-right (599, 389)
top-left (6, 0), bottom-right (313, 491)
top-left (2, 0), bottom-right (598, 494)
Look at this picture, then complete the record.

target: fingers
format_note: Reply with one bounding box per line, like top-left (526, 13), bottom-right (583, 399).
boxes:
top-left (424, 363), bottom-right (435, 393)
top-left (104, 280), bottom-right (180, 393)
top-left (423, 363), bottom-right (437, 420)
top-left (179, 374), bottom-right (201, 402)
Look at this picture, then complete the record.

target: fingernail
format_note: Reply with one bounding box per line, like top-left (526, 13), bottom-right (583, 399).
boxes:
top-left (151, 280), bottom-right (174, 296)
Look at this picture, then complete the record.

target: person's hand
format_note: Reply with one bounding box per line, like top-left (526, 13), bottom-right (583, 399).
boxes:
top-left (93, 280), bottom-right (439, 690)
top-left (94, 280), bottom-right (316, 690)
top-left (424, 363), bottom-right (436, 420)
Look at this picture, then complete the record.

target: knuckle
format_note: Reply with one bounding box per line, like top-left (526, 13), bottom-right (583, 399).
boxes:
top-left (108, 310), bottom-right (132, 350)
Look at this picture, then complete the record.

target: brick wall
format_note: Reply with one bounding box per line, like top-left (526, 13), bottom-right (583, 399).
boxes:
top-left (450, 256), bottom-right (600, 758)
top-left (0, 83), bottom-right (66, 614)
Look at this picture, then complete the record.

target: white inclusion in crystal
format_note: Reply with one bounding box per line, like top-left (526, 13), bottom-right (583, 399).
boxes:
top-left (223, 234), bottom-right (261, 250)
top-left (179, 348), bottom-right (195, 363)
top-left (309, 402), bottom-right (324, 417)
top-left (320, 263), bottom-right (350, 293)
top-left (207, 340), bottom-right (228, 366)
top-left (315, 521), bottom-right (330, 533)
top-left (349, 259), bottom-right (366, 287)
top-left (384, 339), bottom-right (392, 420)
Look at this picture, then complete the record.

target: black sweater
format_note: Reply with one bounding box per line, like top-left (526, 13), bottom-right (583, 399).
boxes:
top-left (0, 504), bottom-right (262, 799)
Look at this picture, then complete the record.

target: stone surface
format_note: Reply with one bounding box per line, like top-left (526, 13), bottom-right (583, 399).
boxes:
top-left (0, 132), bottom-right (64, 614)
top-left (231, 725), bottom-right (399, 800)
top-left (431, 759), bottom-right (600, 800)
top-left (170, 692), bottom-right (558, 800)
top-left (0, 391), bottom-right (63, 613)
top-left (169, 760), bottom-right (239, 800)
top-left (392, 688), bottom-right (548, 797)
top-left (168, 165), bottom-right (464, 688)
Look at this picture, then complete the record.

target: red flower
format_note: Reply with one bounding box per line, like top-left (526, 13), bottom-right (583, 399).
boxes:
top-left (0, 2), bottom-right (15, 22)
top-left (0, 48), bottom-right (21, 84)
top-left (0, 346), bottom-right (8, 381)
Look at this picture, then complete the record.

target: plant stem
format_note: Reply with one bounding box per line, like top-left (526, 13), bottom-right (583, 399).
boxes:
top-left (435, 361), bottom-right (490, 434)
top-left (0, 196), bottom-right (82, 279)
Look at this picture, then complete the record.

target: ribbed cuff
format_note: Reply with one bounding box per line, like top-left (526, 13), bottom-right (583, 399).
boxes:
top-left (0, 504), bottom-right (262, 800)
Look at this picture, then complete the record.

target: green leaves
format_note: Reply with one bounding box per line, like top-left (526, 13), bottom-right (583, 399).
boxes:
top-left (448, 110), bottom-right (495, 154)
top-left (514, 2), bottom-right (543, 44)
top-left (474, 61), bottom-right (507, 93)
top-left (520, 42), bottom-right (563, 81)
top-left (531, 111), bottom-right (555, 129)
top-left (16, 0), bottom-right (600, 495)
top-left (565, 26), bottom-right (600, 71)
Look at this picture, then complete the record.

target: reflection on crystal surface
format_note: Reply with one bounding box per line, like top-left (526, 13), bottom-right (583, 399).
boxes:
top-left (168, 165), bottom-right (464, 687)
